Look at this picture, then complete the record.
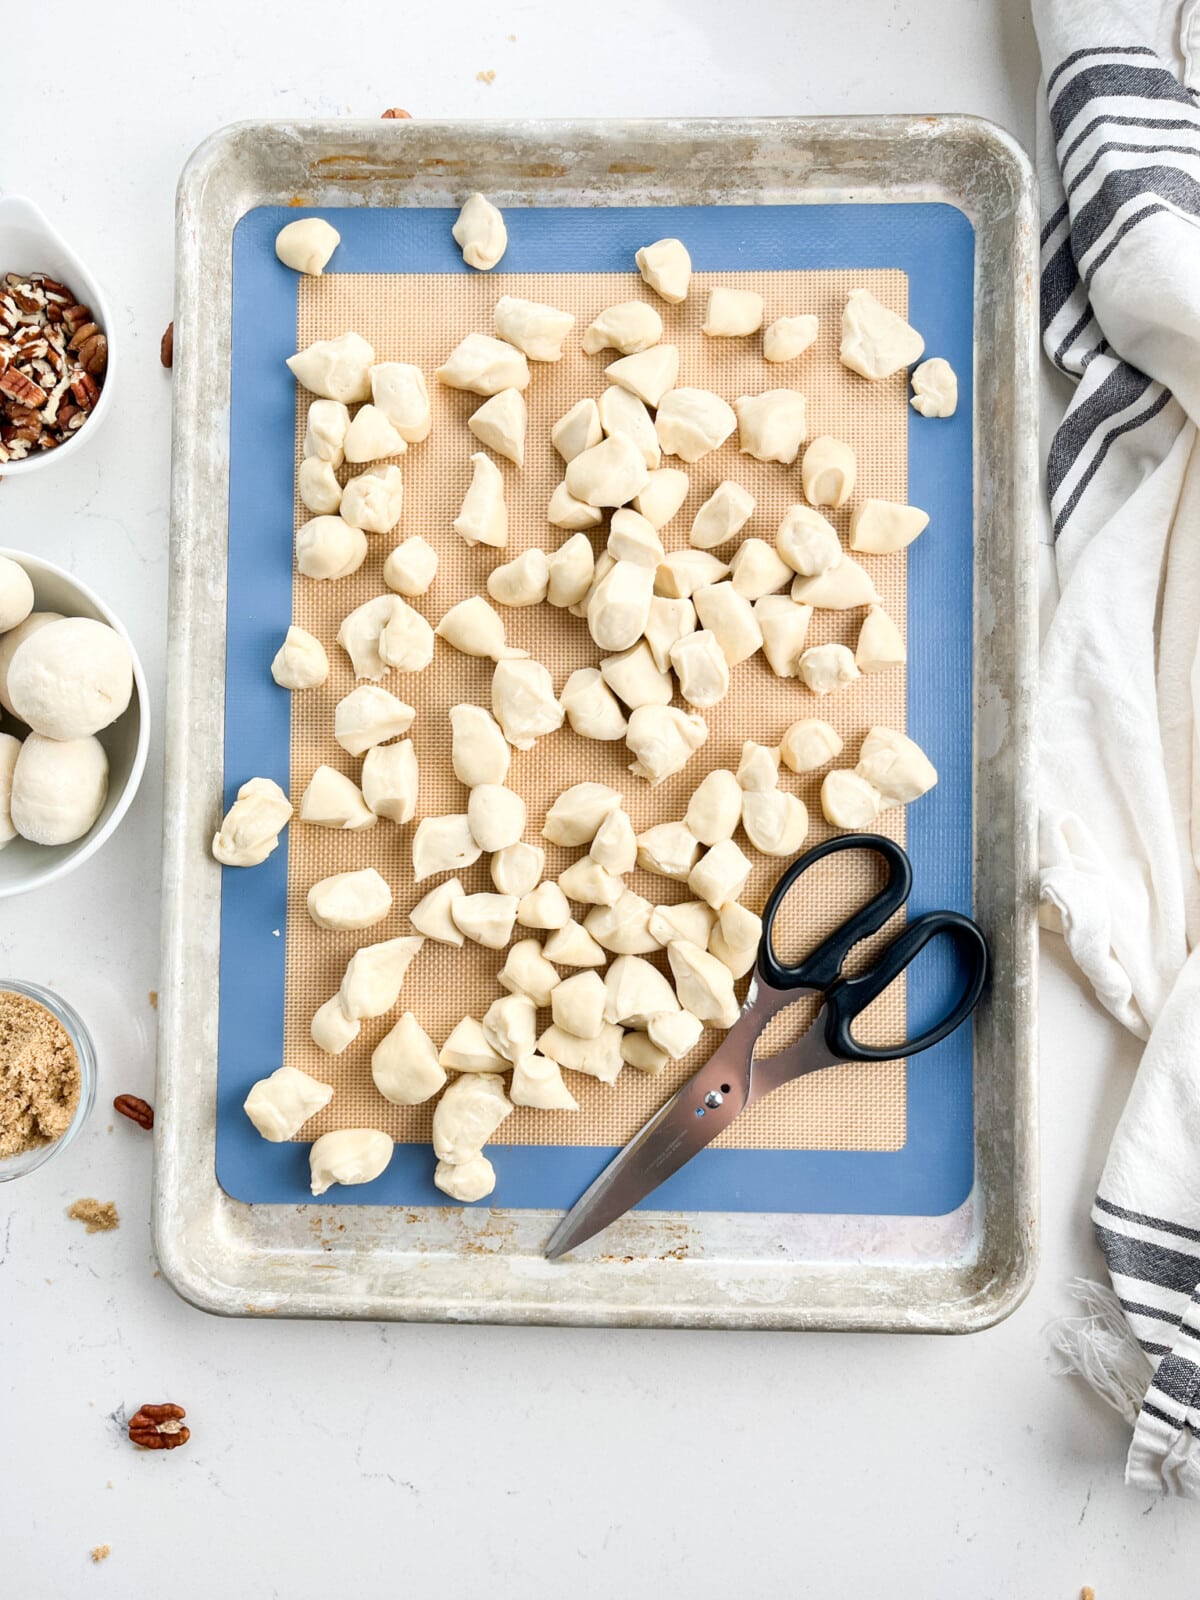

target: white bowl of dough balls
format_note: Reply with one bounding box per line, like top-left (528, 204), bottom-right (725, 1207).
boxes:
top-left (0, 550), bottom-right (148, 897)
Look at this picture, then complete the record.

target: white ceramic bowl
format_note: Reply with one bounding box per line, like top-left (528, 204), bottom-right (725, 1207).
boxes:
top-left (0, 195), bottom-right (116, 477)
top-left (0, 550), bottom-right (149, 897)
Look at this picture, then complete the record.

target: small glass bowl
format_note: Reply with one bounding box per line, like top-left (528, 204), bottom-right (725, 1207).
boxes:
top-left (0, 980), bottom-right (97, 1181)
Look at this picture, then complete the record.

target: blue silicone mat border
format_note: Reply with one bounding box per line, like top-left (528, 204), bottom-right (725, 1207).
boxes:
top-left (216, 200), bottom-right (975, 1215)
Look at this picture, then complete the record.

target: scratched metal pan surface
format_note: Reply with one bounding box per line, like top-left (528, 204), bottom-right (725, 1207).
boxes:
top-left (156, 116), bottom-right (1038, 1330)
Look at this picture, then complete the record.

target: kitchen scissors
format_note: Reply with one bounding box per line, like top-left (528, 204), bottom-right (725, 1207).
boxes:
top-left (545, 833), bottom-right (989, 1260)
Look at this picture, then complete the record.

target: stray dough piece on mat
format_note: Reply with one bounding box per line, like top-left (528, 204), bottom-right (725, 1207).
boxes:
top-left (603, 956), bottom-right (679, 1028)
top-left (702, 287), bottom-right (764, 337)
top-left (591, 806), bottom-right (638, 874)
top-left (636, 820), bottom-right (701, 882)
top-left (339, 936), bottom-right (424, 1020)
top-left (635, 237), bottom-right (692, 304)
top-left (432, 1072), bottom-right (512, 1165)
top-left (492, 658), bottom-right (565, 748)
top-left (666, 939), bottom-right (741, 1028)
top-left (334, 685), bottom-right (415, 756)
top-left (244, 1065), bottom-right (333, 1141)
top-left (299, 765), bottom-right (376, 831)
top-left (287, 333), bottom-right (375, 404)
top-left (452, 193), bottom-right (508, 270)
top-left (551, 397), bottom-right (604, 463)
top-left (344, 404), bottom-right (407, 465)
top-left (685, 768), bottom-right (742, 846)
top-left (275, 216), bottom-right (340, 275)
top-left (498, 939), bottom-right (562, 1007)
top-left (779, 718), bottom-right (843, 773)
top-left (688, 838), bottom-right (752, 910)
top-left (412, 813), bottom-right (482, 881)
top-left (450, 703), bottom-right (511, 787)
top-left (648, 1007), bottom-right (705, 1061)
top-left (489, 547), bottom-right (550, 607)
top-left (633, 468), bottom-right (689, 530)
top-left (736, 740), bottom-right (780, 792)
top-left (607, 508), bottom-right (665, 569)
top-left (791, 556), bottom-right (878, 611)
top-left (558, 856), bottom-right (624, 908)
top-left (383, 534), bottom-right (438, 597)
top-left (626, 704), bottom-right (708, 785)
top-left (644, 595), bottom-right (697, 672)
top-left (821, 769), bottom-right (883, 830)
top-left (670, 629), bottom-right (730, 708)
top-left (849, 498), bottom-right (930, 554)
top-left (370, 362), bottom-right (432, 443)
top-left (776, 504), bottom-right (842, 577)
top-left (376, 594), bottom-right (435, 676)
top-left (655, 549), bottom-right (729, 599)
top-left (482, 994), bottom-right (538, 1062)
top-left (296, 515), bottom-right (368, 581)
top-left (583, 300), bottom-right (663, 356)
top-left (361, 740), bottom-right (419, 823)
top-left (309, 1130), bottom-right (392, 1196)
top-left (742, 789), bottom-right (809, 856)
top-left (517, 880), bottom-right (572, 930)
top-left (735, 390), bottom-right (808, 465)
top-left (435, 1154), bottom-right (498, 1203)
top-left (693, 581), bottom-right (762, 666)
top-left (542, 782), bottom-right (622, 846)
top-left (801, 436), bottom-right (856, 508)
top-left (586, 891), bottom-right (662, 956)
top-left (340, 465), bottom-right (405, 533)
top-left (492, 841), bottom-right (545, 898)
top-left (755, 595), bottom-right (813, 678)
top-left (494, 295), bottom-right (575, 362)
top-left (690, 481), bottom-right (755, 550)
top-left (372, 1013), bottom-right (446, 1106)
top-left (551, 970), bottom-right (607, 1040)
top-left (439, 1017), bottom-right (508, 1075)
top-left (304, 398), bottom-right (351, 464)
top-left (856, 605), bottom-right (907, 674)
top-left (621, 1031), bottom-right (669, 1075)
top-left (271, 626), bottom-right (328, 690)
top-left (454, 452), bottom-right (509, 548)
top-left (600, 639), bottom-right (671, 710)
top-left (560, 667), bottom-right (628, 741)
top-left (437, 595), bottom-right (525, 661)
top-left (565, 433), bottom-right (650, 508)
top-left (311, 995), bottom-right (361, 1055)
top-left (910, 356), bottom-right (958, 418)
top-left (655, 389), bottom-right (737, 464)
top-left (729, 538), bottom-right (792, 602)
top-left (469, 387), bottom-right (527, 467)
top-left (510, 1054), bottom-right (579, 1111)
top-left (298, 457), bottom-right (342, 515)
top-left (212, 776), bottom-right (293, 867)
top-left (605, 344), bottom-right (679, 409)
top-left (537, 1021), bottom-right (624, 1083)
top-left (839, 288), bottom-right (924, 380)
top-left (649, 900), bottom-right (714, 949)
top-left (547, 482), bottom-right (604, 532)
top-left (437, 333), bottom-right (529, 396)
top-left (467, 783), bottom-right (526, 852)
top-left (764, 314), bottom-right (818, 363)
top-left (542, 919), bottom-right (608, 968)
top-left (855, 726), bottom-right (938, 805)
top-left (709, 902), bottom-right (763, 980)
top-left (307, 867), bottom-right (393, 931)
top-left (597, 385), bottom-right (660, 469)
top-left (798, 642), bottom-right (860, 696)
top-left (409, 876), bottom-right (466, 945)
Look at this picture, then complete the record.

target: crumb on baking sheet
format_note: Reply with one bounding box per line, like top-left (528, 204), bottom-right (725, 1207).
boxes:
top-left (0, 989), bottom-right (81, 1158)
top-left (68, 1199), bottom-right (120, 1234)
top-left (90, 1545), bottom-right (110, 1564)
top-left (476, 69), bottom-right (496, 83)
top-left (148, 990), bottom-right (158, 1010)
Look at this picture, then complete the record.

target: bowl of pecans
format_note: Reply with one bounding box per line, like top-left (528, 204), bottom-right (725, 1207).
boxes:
top-left (0, 195), bottom-right (113, 474)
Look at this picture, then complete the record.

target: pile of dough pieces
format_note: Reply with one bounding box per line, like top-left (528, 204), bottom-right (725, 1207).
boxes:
top-left (0, 556), bottom-right (135, 852)
top-left (225, 197), bottom-right (952, 1205)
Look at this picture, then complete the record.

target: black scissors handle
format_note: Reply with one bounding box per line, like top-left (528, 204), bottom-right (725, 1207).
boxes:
top-left (758, 833), bottom-right (913, 991)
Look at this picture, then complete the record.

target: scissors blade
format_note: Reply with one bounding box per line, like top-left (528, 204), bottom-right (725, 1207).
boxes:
top-left (744, 1009), bottom-right (841, 1107)
top-left (545, 1009), bottom-right (761, 1261)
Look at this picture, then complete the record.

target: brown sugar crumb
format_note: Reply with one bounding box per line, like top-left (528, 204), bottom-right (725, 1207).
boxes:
top-left (476, 69), bottom-right (496, 84)
top-left (68, 1199), bottom-right (120, 1234)
top-left (90, 1545), bottom-right (111, 1564)
top-left (148, 990), bottom-right (158, 1010)
top-left (0, 989), bottom-right (80, 1158)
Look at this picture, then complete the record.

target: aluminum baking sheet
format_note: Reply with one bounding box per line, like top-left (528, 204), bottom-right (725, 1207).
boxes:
top-left (156, 116), bottom-right (1038, 1330)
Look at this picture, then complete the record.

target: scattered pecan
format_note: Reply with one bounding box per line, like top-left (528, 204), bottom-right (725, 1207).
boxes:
top-left (62, 302), bottom-right (92, 333)
top-left (381, 107), bottom-right (411, 119)
top-left (128, 1403), bottom-right (189, 1451)
top-left (68, 321), bottom-right (100, 351)
top-left (0, 368), bottom-right (46, 407)
top-left (160, 322), bottom-right (173, 369)
top-left (113, 1093), bottom-right (154, 1130)
top-left (70, 371), bottom-right (100, 409)
top-left (77, 333), bottom-right (107, 377)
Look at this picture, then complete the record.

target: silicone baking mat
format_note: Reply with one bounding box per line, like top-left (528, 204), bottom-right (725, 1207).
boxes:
top-left (216, 201), bottom-right (975, 1213)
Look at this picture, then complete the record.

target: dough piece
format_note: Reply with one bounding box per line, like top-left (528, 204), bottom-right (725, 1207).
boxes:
top-left (493, 295), bottom-right (575, 362)
top-left (411, 813), bottom-right (482, 880)
top-left (849, 499), bottom-right (930, 554)
top-left (536, 1021), bottom-right (624, 1083)
top-left (856, 605), bottom-right (907, 674)
top-left (607, 508), bottom-right (665, 568)
top-left (296, 515), bottom-right (368, 581)
top-left (560, 668), bottom-right (628, 741)
top-left (590, 806), bottom-right (637, 875)
top-left (491, 841), bottom-right (545, 898)
top-left (0, 733), bottom-right (19, 849)
top-left (432, 1073), bottom-right (512, 1166)
top-left (729, 538), bottom-right (792, 601)
top-left (287, 333), bottom-right (375, 404)
top-left (776, 505), bottom-right (842, 577)
top-left (690, 481), bottom-right (755, 549)
top-left (703, 287), bottom-right (765, 337)
top-left (736, 740), bottom-right (780, 792)
top-left (670, 629), bottom-right (730, 708)
top-left (311, 995), bottom-right (361, 1055)
top-left (565, 434), bottom-right (650, 508)
top-left (468, 387), bottom-right (527, 467)
top-left (648, 900), bottom-right (715, 949)
top-left (453, 452), bottom-right (508, 549)
top-left (0, 557), bottom-right (34, 633)
top-left (300, 765), bottom-right (376, 830)
top-left (437, 595), bottom-right (523, 661)
top-left (307, 867), bottom-right (393, 931)
top-left (491, 658), bottom-right (565, 748)
top-left (509, 1055), bottom-right (579, 1111)
top-left (211, 775), bottom-right (292, 867)
top-left (467, 783), bottom-right (527, 852)
top-left (597, 385), bottom-right (661, 469)
top-left (370, 362), bottom-right (432, 443)
top-left (547, 483), bottom-right (604, 532)
top-left (735, 390), bottom-right (808, 465)
top-left (840, 288), bottom-right (925, 380)
top-left (383, 534), bottom-right (438, 597)
top-left (666, 939), bottom-right (741, 1028)
top-left (742, 789), bottom-right (809, 856)
top-left (583, 300), bottom-right (663, 355)
top-left (798, 642), bottom-right (861, 696)
top-left (542, 919), bottom-right (608, 968)
top-left (8, 617), bottom-right (133, 740)
top-left (334, 686), bottom-right (415, 755)
top-left (450, 704), bottom-right (511, 787)
top-left (633, 468), bottom-right (689, 530)
top-left (855, 726), bottom-right (938, 805)
top-left (644, 596), bottom-right (696, 672)
top-left (337, 594), bottom-right (401, 681)
top-left (372, 1013), bottom-right (446, 1106)
top-left (636, 237), bottom-right (691, 302)
top-left (585, 891), bottom-right (662, 955)
top-left (340, 465), bottom-right (405, 533)
top-left (558, 856), bottom-right (624, 907)
top-left (647, 1008), bottom-right (706, 1061)
top-left (339, 936), bottom-right (424, 1020)
top-left (435, 1154), bottom-right (499, 1202)
top-left (606, 345), bottom-right (679, 409)
top-left (362, 740), bottom-right (419, 823)
top-left (551, 970), bottom-right (607, 1039)
top-left (275, 216), bottom-right (340, 275)
top-left (309, 1130), bottom-right (393, 1196)
top-left (693, 582), bottom-right (762, 666)
top-left (654, 550), bottom-right (729, 599)
top-left (620, 1032), bottom-right (669, 1075)
top-left (498, 939), bottom-right (562, 1007)
top-left (436, 333), bottom-right (530, 396)
top-left (911, 356), bottom-right (958, 418)
top-left (791, 557), bottom-right (878, 610)
top-left (303, 399), bottom-right (351, 465)
top-left (517, 880), bottom-right (572, 930)
top-left (489, 547), bottom-right (550, 607)
top-left (587, 560), bottom-right (655, 654)
top-left (551, 398), bottom-right (604, 463)
top-left (708, 902), bottom-right (763, 980)
top-left (821, 769), bottom-right (883, 829)
top-left (482, 994), bottom-right (538, 1063)
top-left (801, 436), bottom-right (856, 508)
top-left (764, 314), bottom-right (819, 363)
top-left (600, 641), bottom-right (672, 710)
top-left (451, 892), bottom-right (519, 949)
top-left (779, 718), bottom-right (843, 773)
top-left (344, 404), bottom-right (406, 465)
top-left (244, 1065), bottom-right (333, 1142)
top-left (685, 769), bottom-right (742, 846)
top-left (409, 877), bottom-right (466, 945)
top-left (452, 193), bottom-right (508, 271)
top-left (272, 625), bottom-right (329, 692)
top-left (298, 456), bottom-right (342, 514)
top-left (626, 704), bottom-right (708, 784)
top-left (655, 389), bottom-right (737, 463)
top-left (636, 820), bottom-right (701, 882)
top-left (754, 596), bottom-right (813, 678)
top-left (603, 956), bottom-right (679, 1028)
top-left (688, 838), bottom-right (752, 910)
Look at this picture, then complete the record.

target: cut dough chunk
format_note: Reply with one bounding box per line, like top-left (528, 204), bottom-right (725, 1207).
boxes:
top-left (437, 333), bottom-right (529, 395)
top-left (435, 1154), bottom-right (498, 1202)
top-left (690, 481), bottom-right (755, 550)
top-left (334, 686), bottom-right (415, 756)
top-left (437, 595), bottom-right (524, 661)
top-left (655, 550), bottom-right (729, 599)
top-left (338, 593), bottom-right (408, 680)
top-left (547, 534), bottom-right (596, 610)
top-left (607, 508), bottom-right (664, 569)
top-left (670, 629), bottom-right (730, 708)
top-left (517, 880), bottom-right (572, 930)
top-left (685, 768), bottom-right (742, 846)
top-left (729, 538), bottom-right (792, 601)
top-left (849, 499), bottom-right (930, 554)
top-left (791, 556), bottom-right (878, 610)
top-left (583, 300), bottom-right (663, 356)
top-left (703, 287), bottom-right (764, 337)
top-left (635, 237), bottom-right (692, 304)
top-left (542, 784), bottom-right (622, 846)
top-left (648, 1007), bottom-right (706, 1061)
top-left (412, 813), bottom-right (482, 881)
top-left (840, 288), bottom-right (924, 380)
top-left (693, 581), bottom-right (762, 666)
top-left (454, 452), bottom-right (508, 549)
top-left (537, 1021), bottom-right (624, 1083)
top-left (742, 789), bottom-right (809, 857)
top-left (688, 838), bottom-right (753, 910)
top-left (779, 718), bottom-right (843, 773)
top-left (304, 399), bottom-right (351, 465)
top-left (856, 605), bottom-right (907, 674)
top-left (626, 704), bottom-right (708, 785)
top-left (551, 397), bottom-right (603, 463)
top-left (299, 766), bottom-right (375, 831)
top-left (212, 776), bottom-right (292, 867)
top-left (370, 362), bottom-right (432, 443)
top-left (488, 547), bottom-right (550, 607)
top-left (637, 820), bottom-right (701, 882)
top-left (801, 435), bottom-right (856, 508)
top-left (339, 936), bottom-right (424, 1020)
top-left (736, 740), bottom-right (780, 792)
top-left (551, 970), bottom-right (607, 1039)
top-left (498, 939), bottom-right (562, 1007)
top-left (798, 642), bottom-right (861, 696)
top-left (667, 939), bottom-right (741, 1028)
top-left (432, 1072), bottom-right (512, 1165)
top-left (298, 456), bottom-right (342, 515)
top-left (735, 389), bottom-right (808, 465)
top-left (493, 295), bottom-right (575, 362)
top-left (565, 433), bottom-right (650, 508)
top-left (271, 625), bottom-right (329, 690)
top-left (821, 769), bottom-right (883, 829)
top-left (452, 892), bottom-right (519, 949)
top-left (542, 919), bottom-right (608, 968)
top-left (336, 465), bottom-right (403, 537)
top-left (764, 314), bottom-right (819, 363)
top-left (603, 955), bottom-right (679, 1028)
top-left (383, 534), bottom-right (438, 597)
top-left (344, 404), bottom-right (406, 465)
top-left (468, 387), bottom-right (527, 467)
top-left (409, 877), bottom-right (466, 945)
top-left (356, 735), bottom-right (417, 819)
top-left (776, 504), bottom-right (842, 577)
top-left (491, 658), bottom-right (565, 748)
top-left (467, 783), bottom-right (527, 852)
top-left (709, 902), bottom-right (763, 980)
top-left (308, 868), bottom-right (393, 932)
top-left (587, 559), bottom-right (655, 653)
top-left (560, 667), bottom-right (628, 741)
top-left (598, 385), bottom-right (661, 468)
top-left (600, 640), bottom-right (672, 709)
top-left (451, 193), bottom-right (508, 271)
top-left (621, 1032), bottom-right (670, 1075)
top-left (275, 215), bottom-right (341, 275)
top-left (309, 1130), bottom-right (392, 1196)
top-left (381, 596), bottom-right (435, 674)
top-left (754, 596), bottom-right (813, 678)
top-left (510, 1055), bottom-right (579, 1111)
top-left (296, 515), bottom-right (368, 581)
top-left (450, 703), bottom-right (510, 787)
top-left (644, 596), bottom-right (696, 672)
top-left (311, 995), bottom-right (360, 1055)
top-left (648, 900), bottom-right (715, 949)
top-left (855, 726), bottom-right (938, 805)
top-left (547, 482), bottom-right (604, 532)
top-left (558, 857), bottom-right (625, 907)
top-left (633, 468), bottom-right (689, 530)
top-left (606, 344), bottom-right (679, 408)
top-left (491, 841), bottom-right (545, 898)
top-left (911, 356), bottom-right (958, 418)
top-left (585, 891), bottom-right (662, 955)
top-left (591, 806), bottom-right (638, 875)
top-left (372, 1013), bottom-right (446, 1106)
top-left (287, 332), bottom-right (374, 404)
top-left (244, 1065), bottom-right (333, 1142)
top-left (482, 993), bottom-right (538, 1063)
top-left (655, 389), bottom-right (737, 463)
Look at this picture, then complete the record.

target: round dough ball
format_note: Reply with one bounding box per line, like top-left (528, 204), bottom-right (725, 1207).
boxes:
top-left (6, 617), bottom-right (134, 740)
top-left (0, 612), bottom-right (62, 718)
top-left (10, 733), bottom-right (109, 846)
top-left (274, 217), bottom-right (341, 276)
top-left (0, 557), bottom-right (34, 633)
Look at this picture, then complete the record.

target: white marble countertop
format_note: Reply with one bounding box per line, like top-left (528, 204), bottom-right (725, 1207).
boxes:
top-left (2, 2), bottom-right (1192, 1593)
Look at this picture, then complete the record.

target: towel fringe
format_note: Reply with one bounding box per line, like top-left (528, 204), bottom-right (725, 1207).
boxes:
top-left (1045, 1278), bottom-right (1153, 1426)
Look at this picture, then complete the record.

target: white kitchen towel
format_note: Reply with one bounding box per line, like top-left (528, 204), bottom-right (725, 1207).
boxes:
top-left (1035, 0), bottom-right (1200, 1492)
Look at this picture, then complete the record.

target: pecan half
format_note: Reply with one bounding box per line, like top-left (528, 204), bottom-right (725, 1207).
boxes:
top-left (77, 333), bottom-right (107, 377)
top-left (62, 302), bottom-right (92, 333)
top-left (113, 1093), bottom-right (154, 1130)
top-left (128, 1403), bottom-right (189, 1450)
top-left (0, 368), bottom-right (46, 407)
top-left (381, 107), bottom-right (411, 118)
top-left (70, 371), bottom-right (100, 409)
top-left (160, 322), bottom-right (173, 369)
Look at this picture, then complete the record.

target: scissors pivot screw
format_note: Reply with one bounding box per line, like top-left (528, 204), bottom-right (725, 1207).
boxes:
top-left (702, 1090), bottom-right (724, 1109)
